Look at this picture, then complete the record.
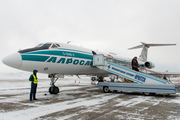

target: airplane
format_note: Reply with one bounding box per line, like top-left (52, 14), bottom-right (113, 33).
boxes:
top-left (2, 42), bottom-right (177, 94)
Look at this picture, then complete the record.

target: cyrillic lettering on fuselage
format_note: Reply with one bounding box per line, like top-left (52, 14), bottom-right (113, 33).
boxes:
top-left (46, 57), bottom-right (92, 66)
top-left (47, 57), bottom-right (57, 63)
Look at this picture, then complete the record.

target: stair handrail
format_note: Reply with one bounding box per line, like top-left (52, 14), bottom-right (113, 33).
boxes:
top-left (103, 55), bottom-right (169, 80)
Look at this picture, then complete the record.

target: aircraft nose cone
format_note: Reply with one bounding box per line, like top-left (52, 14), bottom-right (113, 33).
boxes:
top-left (2, 52), bottom-right (22, 69)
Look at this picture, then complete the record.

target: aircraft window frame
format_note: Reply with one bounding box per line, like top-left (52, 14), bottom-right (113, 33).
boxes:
top-left (51, 44), bottom-right (58, 48)
top-left (18, 43), bottom-right (53, 53)
top-left (55, 44), bottom-right (60, 47)
top-left (41, 43), bottom-right (52, 49)
top-left (35, 43), bottom-right (44, 48)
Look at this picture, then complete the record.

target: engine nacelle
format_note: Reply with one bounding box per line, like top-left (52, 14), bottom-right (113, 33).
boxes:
top-left (144, 61), bottom-right (155, 69)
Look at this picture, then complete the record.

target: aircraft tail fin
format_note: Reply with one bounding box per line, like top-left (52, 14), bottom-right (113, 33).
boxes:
top-left (128, 42), bottom-right (176, 62)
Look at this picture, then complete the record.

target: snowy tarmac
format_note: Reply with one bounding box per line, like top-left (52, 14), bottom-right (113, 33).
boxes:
top-left (0, 77), bottom-right (180, 120)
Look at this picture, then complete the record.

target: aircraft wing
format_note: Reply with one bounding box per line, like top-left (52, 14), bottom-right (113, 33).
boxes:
top-left (159, 72), bottom-right (180, 77)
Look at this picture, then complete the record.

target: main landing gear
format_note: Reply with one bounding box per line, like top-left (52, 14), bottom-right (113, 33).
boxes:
top-left (49, 74), bottom-right (59, 94)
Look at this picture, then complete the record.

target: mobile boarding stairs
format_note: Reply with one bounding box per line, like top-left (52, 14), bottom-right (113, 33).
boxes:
top-left (93, 54), bottom-right (178, 96)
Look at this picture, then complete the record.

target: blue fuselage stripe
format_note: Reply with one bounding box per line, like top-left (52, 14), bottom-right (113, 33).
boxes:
top-left (57, 48), bottom-right (92, 55)
top-left (21, 55), bottom-right (50, 62)
top-left (21, 50), bottom-right (93, 61)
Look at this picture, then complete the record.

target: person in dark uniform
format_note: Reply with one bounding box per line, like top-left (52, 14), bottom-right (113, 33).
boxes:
top-left (131, 57), bottom-right (139, 71)
top-left (163, 75), bottom-right (167, 80)
top-left (29, 70), bottom-right (38, 101)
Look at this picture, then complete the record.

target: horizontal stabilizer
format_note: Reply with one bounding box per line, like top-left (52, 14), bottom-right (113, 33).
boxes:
top-left (128, 45), bottom-right (143, 50)
top-left (128, 42), bottom-right (176, 62)
top-left (128, 42), bottom-right (176, 50)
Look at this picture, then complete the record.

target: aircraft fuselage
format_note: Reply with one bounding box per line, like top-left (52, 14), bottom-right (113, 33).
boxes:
top-left (3, 43), bottom-right (111, 76)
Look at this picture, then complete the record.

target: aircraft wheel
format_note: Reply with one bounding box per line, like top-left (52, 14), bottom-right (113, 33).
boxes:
top-left (143, 92), bottom-right (151, 96)
top-left (53, 86), bottom-right (59, 94)
top-left (49, 86), bottom-right (59, 94)
top-left (49, 87), bottom-right (53, 94)
top-left (103, 86), bottom-right (110, 93)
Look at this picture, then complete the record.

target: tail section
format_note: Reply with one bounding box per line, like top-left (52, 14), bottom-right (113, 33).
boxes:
top-left (128, 42), bottom-right (176, 62)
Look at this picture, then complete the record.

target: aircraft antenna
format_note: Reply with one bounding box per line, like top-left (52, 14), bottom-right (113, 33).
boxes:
top-left (67, 41), bottom-right (71, 44)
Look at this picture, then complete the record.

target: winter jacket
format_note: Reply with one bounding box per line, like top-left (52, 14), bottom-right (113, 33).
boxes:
top-left (131, 58), bottom-right (139, 69)
top-left (29, 70), bottom-right (38, 82)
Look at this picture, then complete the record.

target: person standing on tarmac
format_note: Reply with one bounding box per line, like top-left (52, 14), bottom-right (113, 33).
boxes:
top-left (29, 70), bottom-right (38, 101)
top-left (131, 57), bottom-right (139, 71)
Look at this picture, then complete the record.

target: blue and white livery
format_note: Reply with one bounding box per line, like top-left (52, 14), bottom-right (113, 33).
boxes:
top-left (2, 42), bottom-right (178, 94)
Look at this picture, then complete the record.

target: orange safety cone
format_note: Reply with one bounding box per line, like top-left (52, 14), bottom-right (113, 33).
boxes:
top-left (75, 80), bottom-right (76, 83)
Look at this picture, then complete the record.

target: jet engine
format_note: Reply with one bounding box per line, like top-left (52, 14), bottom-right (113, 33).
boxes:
top-left (144, 61), bottom-right (155, 69)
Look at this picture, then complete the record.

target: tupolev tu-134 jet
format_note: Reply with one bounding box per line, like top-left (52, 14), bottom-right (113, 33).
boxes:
top-left (2, 42), bottom-right (177, 94)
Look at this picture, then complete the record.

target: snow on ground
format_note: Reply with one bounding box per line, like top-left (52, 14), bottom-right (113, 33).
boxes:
top-left (0, 94), bottom-right (118, 120)
top-left (0, 72), bottom-right (180, 119)
top-left (171, 77), bottom-right (180, 85)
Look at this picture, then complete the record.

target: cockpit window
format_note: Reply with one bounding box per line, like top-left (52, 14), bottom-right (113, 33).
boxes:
top-left (18, 43), bottom-right (61, 53)
top-left (51, 44), bottom-right (60, 48)
top-left (51, 44), bottom-right (58, 48)
top-left (41, 43), bottom-right (52, 49)
top-left (55, 44), bottom-right (60, 47)
top-left (35, 43), bottom-right (44, 48)
top-left (19, 43), bottom-right (52, 53)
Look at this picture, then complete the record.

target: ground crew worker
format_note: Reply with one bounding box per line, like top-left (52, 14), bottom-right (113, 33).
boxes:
top-left (29, 70), bottom-right (38, 101)
top-left (131, 56), bottom-right (139, 71)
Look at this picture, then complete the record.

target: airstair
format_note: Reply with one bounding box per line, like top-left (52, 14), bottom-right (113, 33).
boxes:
top-left (93, 54), bottom-right (178, 95)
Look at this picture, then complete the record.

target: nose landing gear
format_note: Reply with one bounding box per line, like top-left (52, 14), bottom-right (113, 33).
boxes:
top-left (49, 74), bottom-right (60, 94)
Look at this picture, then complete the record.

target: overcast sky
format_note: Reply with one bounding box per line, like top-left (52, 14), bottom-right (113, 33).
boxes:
top-left (0, 0), bottom-right (180, 73)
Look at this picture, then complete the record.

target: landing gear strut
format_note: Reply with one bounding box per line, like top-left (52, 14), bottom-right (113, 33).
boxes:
top-left (49, 74), bottom-right (59, 94)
